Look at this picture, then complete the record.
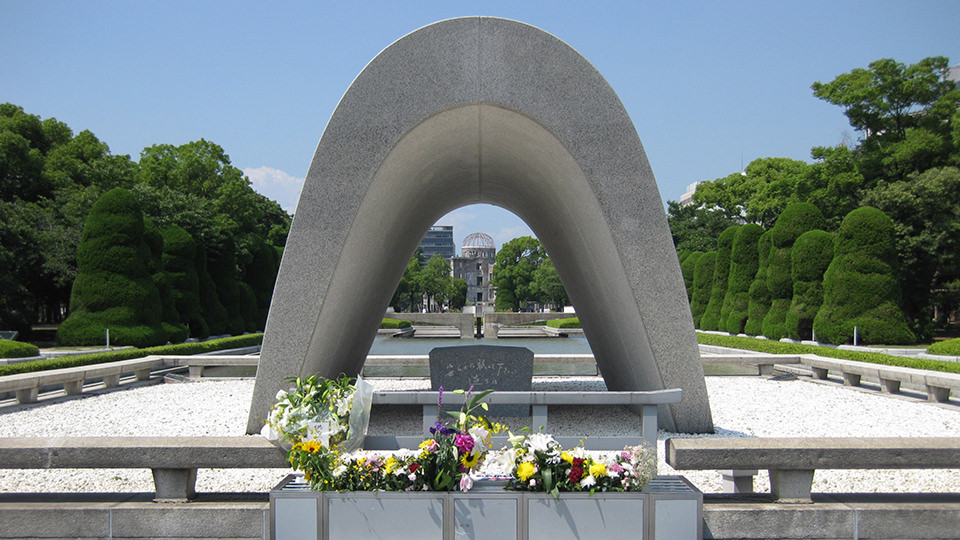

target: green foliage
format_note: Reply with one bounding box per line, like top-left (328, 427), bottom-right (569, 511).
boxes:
top-left (690, 251), bottom-right (716, 327)
top-left (722, 224), bottom-right (764, 334)
top-left (785, 230), bottom-right (834, 340)
top-left (812, 57), bottom-right (959, 180)
top-left (421, 255), bottom-right (452, 312)
top-left (448, 278), bottom-right (467, 311)
top-left (928, 338), bottom-right (960, 356)
top-left (380, 318), bottom-right (412, 329)
top-left (862, 167), bottom-right (960, 335)
top-left (195, 245), bottom-right (228, 335)
top-left (680, 251), bottom-right (703, 303)
top-left (700, 225), bottom-right (739, 330)
top-left (0, 339), bottom-right (39, 358)
top-left (242, 236), bottom-right (280, 329)
top-left (145, 218), bottom-right (187, 343)
top-left (0, 334), bottom-right (262, 377)
top-left (532, 257), bottom-right (569, 309)
top-left (392, 250), bottom-right (424, 312)
top-left (57, 188), bottom-right (167, 347)
top-left (697, 332), bottom-right (960, 374)
top-left (762, 203), bottom-right (825, 339)
top-left (666, 200), bottom-right (738, 252)
top-left (744, 231), bottom-right (772, 336)
top-left (545, 317), bottom-right (581, 329)
top-left (814, 207), bottom-right (915, 345)
top-left (161, 225), bottom-right (207, 338)
top-left (492, 236), bottom-right (545, 312)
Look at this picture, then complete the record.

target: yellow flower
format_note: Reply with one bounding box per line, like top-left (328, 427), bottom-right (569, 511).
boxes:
top-left (516, 461), bottom-right (537, 482)
top-left (384, 456), bottom-right (399, 474)
top-left (460, 451), bottom-right (480, 469)
top-left (300, 441), bottom-right (323, 453)
top-left (589, 462), bottom-right (607, 478)
top-left (560, 452), bottom-right (573, 464)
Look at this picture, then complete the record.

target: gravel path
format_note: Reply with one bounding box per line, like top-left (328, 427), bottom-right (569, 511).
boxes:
top-left (1, 375), bottom-right (958, 494)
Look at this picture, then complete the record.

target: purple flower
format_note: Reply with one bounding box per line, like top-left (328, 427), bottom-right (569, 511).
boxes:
top-left (454, 433), bottom-right (475, 454)
top-left (430, 421), bottom-right (459, 436)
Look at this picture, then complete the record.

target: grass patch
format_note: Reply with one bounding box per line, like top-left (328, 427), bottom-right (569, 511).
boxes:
top-left (697, 332), bottom-right (960, 374)
top-left (380, 318), bottom-right (412, 329)
top-left (546, 317), bottom-right (581, 329)
top-left (0, 334), bottom-right (263, 377)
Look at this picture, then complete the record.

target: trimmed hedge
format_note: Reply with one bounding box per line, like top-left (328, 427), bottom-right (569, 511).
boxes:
top-left (57, 188), bottom-right (167, 348)
top-left (162, 225), bottom-right (208, 338)
top-left (762, 203), bottom-right (825, 340)
top-left (697, 332), bottom-right (960, 374)
top-left (0, 334), bottom-right (263, 377)
top-left (813, 207), bottom-right (915, 345)
top-left (722, 224), bottom-right (764, 334)
top-left (680, 251), bottom-right (703, 303)
top-left (700, 226), bottom-right (739, 330)
top-left (380, 318), bottom-right (413, 329)
top-left (690, 251), bottom-right (716, 327)
top-left (928, 338), bottom-right (960, 356)
top-left (785, 230), bottom-right (833, 340)
top-left (0, 339), bottom-right (39, 359)
top-left (744, 230), bottom-right (772, 336)
top-left (546, 317), bottom-right (581, 329)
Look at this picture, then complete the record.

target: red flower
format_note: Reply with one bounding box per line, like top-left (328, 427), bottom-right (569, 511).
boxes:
top-left (568, 465), bottom-right (584, 483)
top-left (409, 462), bottom-right (420, 473)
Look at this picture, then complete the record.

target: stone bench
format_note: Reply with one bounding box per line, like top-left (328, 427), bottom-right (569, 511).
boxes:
top-left (158, 354), bottom-right (260, 378)
top-left (0, 357), bottom-right (166, 404)
top-left (0, 436), bottom-right (288, 501)
top-left (799, 355), bottom-right (960, 402)
top-left (700, 354), bottom-right (803, 375)
top-left (367, 389), bottom-right (681, 451)
top-left (665, 437), bottom-right (960, 502)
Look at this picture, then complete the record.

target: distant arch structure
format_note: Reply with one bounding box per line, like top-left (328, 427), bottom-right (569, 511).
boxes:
top-left (248, 17), bottom-right (713, 434)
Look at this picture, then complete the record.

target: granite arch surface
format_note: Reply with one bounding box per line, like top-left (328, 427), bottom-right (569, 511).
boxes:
top-left (248, 17), bottom-right (713, 434)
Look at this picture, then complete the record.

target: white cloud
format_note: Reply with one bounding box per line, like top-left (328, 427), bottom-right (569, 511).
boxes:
top-left (243, 166), bottom-right (304, 214)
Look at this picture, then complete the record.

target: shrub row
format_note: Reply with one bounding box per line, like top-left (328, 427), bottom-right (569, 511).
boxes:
top-left (546, 317), bottom-right (581, 329)
top-left (380, 318), bottom-right (412, 329)
top-left (0, 340), bottom-right (40, 359)
top-left (0, 334), bottom-right (263, 377)
top-left (928, 338), bottom-right (960, 356)
top-left (697, 332), bottom-right (960, 374)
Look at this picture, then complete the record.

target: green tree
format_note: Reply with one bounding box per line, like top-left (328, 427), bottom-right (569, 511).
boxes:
top-left (420, 255), bottom-right (452, 312)
top-left (785, 230), bottom-right (834, 340)
top-left (144, 218), bottom-right (187, 343)
top-left (392, 250), bottom-right (424, 312)
top-left (492, 236), bottom-right (545, 311)
top-left (666, 200), bottom-right (738, 253)
top-left (722, 224), bottom-right (764, 334)
top-left (762, 203), bottom-right (825, 339)
top-left (690, 251), bottom-right (716, 327)
top-left (448, 278), bottom-right (467, 311)
top-left (56, 188), bottom-right (167, 347)
top-left (812, 56), bottom-right (960, 181)
top-left (533, 257), bottom-right (569, 310)
top-left (692, 158), bottom-right (811, 229)
top-left (700, 225), bottom-right (739, 330)
top-left (813, 207), bottom-right (915, 345)
top-left (744, 230), bottom-right (773, 336)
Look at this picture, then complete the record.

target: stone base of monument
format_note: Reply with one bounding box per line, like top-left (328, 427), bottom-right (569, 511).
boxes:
top-left (270, 474), bottom-right (702, 540)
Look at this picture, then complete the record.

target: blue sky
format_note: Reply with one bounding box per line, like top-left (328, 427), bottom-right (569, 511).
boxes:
top-left (2, 1), bottom-right (957, 251)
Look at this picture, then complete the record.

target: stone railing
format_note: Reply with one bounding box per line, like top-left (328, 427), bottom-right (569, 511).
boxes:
top-left (665, 436), bottom-right (960, 502)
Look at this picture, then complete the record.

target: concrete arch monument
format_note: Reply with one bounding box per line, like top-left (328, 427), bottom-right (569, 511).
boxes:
top-left (248, 17), bottom-right (713, 434)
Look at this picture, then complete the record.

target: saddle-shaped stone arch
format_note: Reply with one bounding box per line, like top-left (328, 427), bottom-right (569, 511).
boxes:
top-left (247, 17), bottom-right (713, 434)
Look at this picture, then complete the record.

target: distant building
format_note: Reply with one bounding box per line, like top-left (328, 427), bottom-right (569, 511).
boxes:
top-left (418, 225), bottom-right (455, 263)
top-left (451, 232), bottom-right (496, 307)
top-left (679, 181), bottom-right (706, 207)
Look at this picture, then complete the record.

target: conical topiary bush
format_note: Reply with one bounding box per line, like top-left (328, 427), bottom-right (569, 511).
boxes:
top-left (813, 207), bottom-right (915, 345)
top-left (57, 188), bottom-right (167, 347)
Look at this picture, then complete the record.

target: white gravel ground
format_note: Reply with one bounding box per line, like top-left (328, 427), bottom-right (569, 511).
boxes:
top-left (1, 375), bottom-right (958, 495)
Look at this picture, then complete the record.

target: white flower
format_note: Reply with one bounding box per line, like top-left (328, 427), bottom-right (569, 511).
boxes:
top-left (468, 425), bottom-right (490, 453)
top-left (580, 475), bottom-right (596, 488)
top-left (526, 433), bottom-right (559, 454)
top-left (275, 389), bottom-right (288, 401)
top-left (333, 464), bottom-right (347, 477)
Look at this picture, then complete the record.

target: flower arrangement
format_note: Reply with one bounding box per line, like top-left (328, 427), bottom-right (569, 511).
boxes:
top-left (413, 386), bottom-right (505, 491)
top-left (502, 432), bottom-right (656, 497)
